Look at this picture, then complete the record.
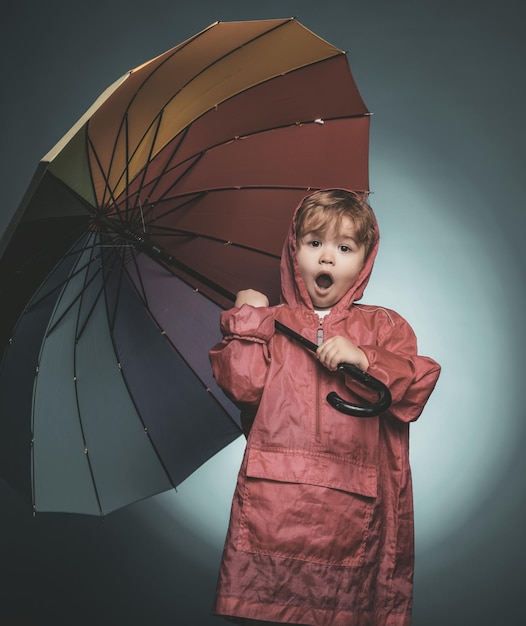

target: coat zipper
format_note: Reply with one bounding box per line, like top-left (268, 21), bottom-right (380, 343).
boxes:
top-left (316, 318), bottom-right (324, 441)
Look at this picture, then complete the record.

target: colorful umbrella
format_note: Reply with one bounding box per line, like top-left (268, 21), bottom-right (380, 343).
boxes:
top-left (0, 18), bottom-right (371, 516)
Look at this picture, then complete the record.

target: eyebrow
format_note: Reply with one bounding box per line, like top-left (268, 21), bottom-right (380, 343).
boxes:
top-left (302, 229), bottom-right (360, 245)
top-left (340, 234), bottom-right (360, 244)
top-left (301, 229), bottom-right (325, 239)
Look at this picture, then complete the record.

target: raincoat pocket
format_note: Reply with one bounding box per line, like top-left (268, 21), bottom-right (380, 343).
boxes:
top-left (237, 447), bottom-right (377, 567)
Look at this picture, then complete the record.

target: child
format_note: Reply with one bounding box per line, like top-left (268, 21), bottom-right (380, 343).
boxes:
top-left (209, 189), bottom-right (440, 626)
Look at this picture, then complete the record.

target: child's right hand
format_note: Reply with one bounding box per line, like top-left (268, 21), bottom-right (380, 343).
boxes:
top-left (317, 335), bottom-right (369, 373)
top-left (235, 289), bottom-right (269, 308)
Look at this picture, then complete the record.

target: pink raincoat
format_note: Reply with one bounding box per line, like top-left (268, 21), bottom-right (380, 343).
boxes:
top-left (209, 200), bottom-right (440, 626)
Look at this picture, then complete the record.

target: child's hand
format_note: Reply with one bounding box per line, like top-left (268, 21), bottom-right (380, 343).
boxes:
top-left (317, 336), bottom-right (369, 372)
top-left (235, 289), bottom-right (270, 308)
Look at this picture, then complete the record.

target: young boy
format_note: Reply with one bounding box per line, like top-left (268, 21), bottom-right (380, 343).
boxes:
top-left (209, 189), bottom-right (440, 626)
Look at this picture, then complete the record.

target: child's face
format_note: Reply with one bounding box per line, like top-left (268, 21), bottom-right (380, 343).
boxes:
top-left (296, 216), bottom-right (366, 310)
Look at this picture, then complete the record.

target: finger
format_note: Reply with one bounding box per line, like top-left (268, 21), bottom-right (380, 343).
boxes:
top-left (318, 351), bottom-right (339, 372)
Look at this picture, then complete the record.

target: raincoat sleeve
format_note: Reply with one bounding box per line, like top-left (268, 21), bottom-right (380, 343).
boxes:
top-left (209, 304), bottom-right (275, 416)
top-left (357, 310), bottom-right (440, 423)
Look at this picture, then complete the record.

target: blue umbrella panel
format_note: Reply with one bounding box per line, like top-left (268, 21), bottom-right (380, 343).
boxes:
top-left (0, 232), bottom-right (240, 515)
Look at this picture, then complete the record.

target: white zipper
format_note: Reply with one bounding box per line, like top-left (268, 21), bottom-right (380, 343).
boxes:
top-left (316, 318), bottom-right (324, 440)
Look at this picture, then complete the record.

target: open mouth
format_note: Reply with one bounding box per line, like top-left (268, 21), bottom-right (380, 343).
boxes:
top-left (315, 273), bottom-right (333, 290)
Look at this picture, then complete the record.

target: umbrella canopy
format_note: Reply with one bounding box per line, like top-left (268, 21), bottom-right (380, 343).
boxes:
top-left (0, 18), bottom-right (370, 516)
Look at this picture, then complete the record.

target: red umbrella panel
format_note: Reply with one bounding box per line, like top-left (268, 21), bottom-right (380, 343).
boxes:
top-left (0, 18), bottom-right (370, 515)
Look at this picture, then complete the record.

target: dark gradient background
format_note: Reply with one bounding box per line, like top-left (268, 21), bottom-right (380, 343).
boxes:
top-left (1, 1), bottom-right (525, 624)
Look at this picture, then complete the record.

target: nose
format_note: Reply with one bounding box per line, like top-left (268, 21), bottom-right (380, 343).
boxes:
top-left (320, 249), bottom-right (335, 265)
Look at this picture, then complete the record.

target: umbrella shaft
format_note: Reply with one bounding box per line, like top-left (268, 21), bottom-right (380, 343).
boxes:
top-left (96, 216), bottom-right (173, 263)
top-left (95, 215), bottom-right (236, 304)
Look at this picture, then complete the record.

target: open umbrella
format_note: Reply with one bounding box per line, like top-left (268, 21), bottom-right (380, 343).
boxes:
top-left (0, 18), bottom-right (372, 516)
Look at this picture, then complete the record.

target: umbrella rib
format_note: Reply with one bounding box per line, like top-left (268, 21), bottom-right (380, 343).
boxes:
top-left (114, 145), bottom-right (203, 226)
top-left (88, 135), bottom-right (124, 219)
top-left (192, 52), bottom-right (366, 128)
top-left (72, 237), bottom-right (105, 516)
top-left (44, 251), bottom-right (107, 338)
top-left (143, 224), bottom-right (281, 261)
top-left (71, 395), bottom-right (104, 515)
top-left (87, 95), bottom-right (140, 215)
top-left (89, 20), bottom-right (287, 208)
top-left (120, 19), bottom-right (295, 132)
top-left (144, 189), bottom-right (205, 228)
top-left (140, 236), bottom-right (237, 304)
top-left (89, 24), bottom-right (363, 229)
top-left (102, 116), bottom-right (188, 231)
top-left (148, 53), bottom-right (366, 187)
top-left (134, 285), bottom-right (243, 435)
top-left (126, 110), bottom-right (165, 221)
top-left (98, 217), bottom-right (239, 305)
top-left (101, 230), bottom-right (151, 309)
top-left (147, 152), bottom-right (205, 208)
top-left (26, 249), bottom-right (104, 314)
top-left (100, 19), bottom-right (317, 207)
top-left (143, 183), bottom-right (325, 227)
top-left (139, 113), bottom-right (369, 211)
top-left (100, 237), bottom-right (209, 490)
top-left (97, 238), bottom-right (147, 342)
top-left (104, 248), bottom-right (127, 332)
top-left (100, 271), bottom-right (179, 491)
top-left (106, 24), bottom-right (215, 133)
top-left (86, 95), bottom-right (162, 213)
top-left (96, 58), bottom-right (367, 225)
top-left (74, 264), bottom-right (113, 343)
top-left (89, 109), bottom-right (185, 227)
top-left (114, 110), bottom-right (162, 223)
top-left (124, 114), bottom-right (130, 218)
top-left (126, 247), bottom-right (150, 308)
top-left (113, 253), bottom-right (242, 436)
top-left (111, 74), bottom-right (364, 222)
top-left (135, 124), bottom-right (191, 207)
top-left (144, 19), bottom-right (296, 118)
top-left (88, 134), bottom-right (152, 230)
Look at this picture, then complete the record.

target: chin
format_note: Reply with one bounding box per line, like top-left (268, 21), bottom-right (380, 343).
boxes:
top-left (312, 299), bottom-right (333, 310)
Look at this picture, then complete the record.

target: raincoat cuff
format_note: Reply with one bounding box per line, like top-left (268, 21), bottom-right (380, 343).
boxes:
top-left (220, 304), bottom-right (275, 343)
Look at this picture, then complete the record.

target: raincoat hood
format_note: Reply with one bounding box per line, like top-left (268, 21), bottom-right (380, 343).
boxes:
top-left (280, 190), bottom-right (379, 312)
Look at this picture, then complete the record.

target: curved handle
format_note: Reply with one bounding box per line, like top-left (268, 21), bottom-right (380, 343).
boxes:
top-left (326, 363), bottom-right (392, 418)
top-left (274, 320), bottom-right (392, 418)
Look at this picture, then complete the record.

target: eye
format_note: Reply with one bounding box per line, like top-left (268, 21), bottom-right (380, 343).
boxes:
top-left (339, 244), bottom-right (351, 253)
top-left (308, 240), bottom-right (321, 248)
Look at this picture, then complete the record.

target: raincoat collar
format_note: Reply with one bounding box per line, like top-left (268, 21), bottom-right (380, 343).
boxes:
top-left (279, 190), bottom-right (379, 316)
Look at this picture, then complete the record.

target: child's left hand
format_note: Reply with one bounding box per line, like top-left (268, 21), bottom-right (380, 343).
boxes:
top-left (317, 336), bottom-right (369, 372)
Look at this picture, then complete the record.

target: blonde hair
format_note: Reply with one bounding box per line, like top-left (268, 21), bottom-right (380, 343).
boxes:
top-left (295, 189), bottom-right (377, 257)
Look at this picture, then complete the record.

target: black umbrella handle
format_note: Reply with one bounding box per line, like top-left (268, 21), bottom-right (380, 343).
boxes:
top-left (274, 320), bottom-right (392, 418)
